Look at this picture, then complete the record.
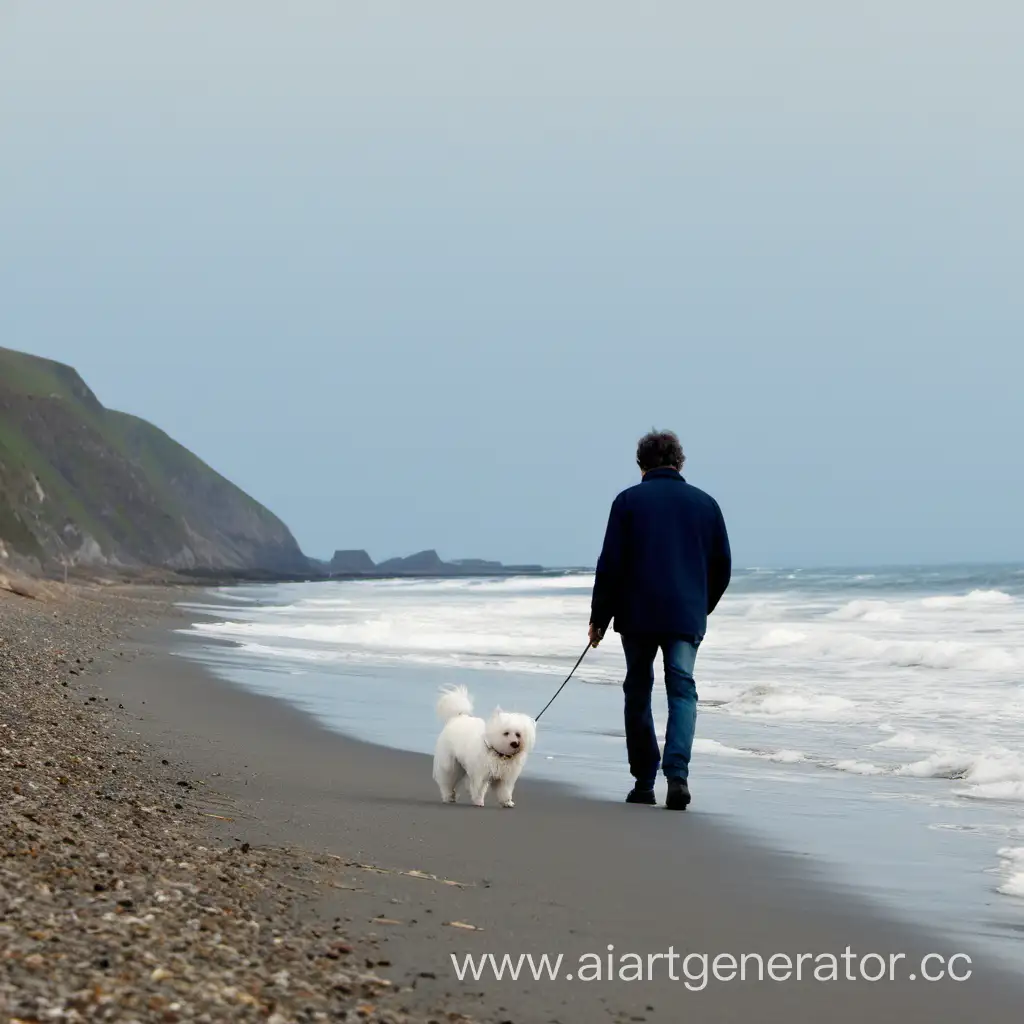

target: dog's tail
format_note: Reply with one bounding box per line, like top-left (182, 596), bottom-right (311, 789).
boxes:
top-left (436, 684), bottom-right (473, 722)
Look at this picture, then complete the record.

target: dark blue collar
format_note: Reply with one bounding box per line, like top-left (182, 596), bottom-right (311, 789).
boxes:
top-left (642, 467), bottom-right (685, 483)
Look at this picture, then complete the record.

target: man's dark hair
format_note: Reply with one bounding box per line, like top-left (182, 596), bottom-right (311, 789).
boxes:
top-left (636, 429), bottom-right (685, 473)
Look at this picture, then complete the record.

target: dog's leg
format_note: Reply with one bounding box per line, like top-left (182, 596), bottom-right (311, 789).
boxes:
top-left (494, 779), bottom-right (515, 809)
top-left (435, 759), bottom-right (464, 804)
top-left (468, 775), bottom-right (489, 807)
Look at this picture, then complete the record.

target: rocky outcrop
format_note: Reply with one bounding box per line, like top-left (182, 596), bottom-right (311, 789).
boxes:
top-left (448, 558), bottom-right (503, 571)
top-left (329, 549), bottom-right (376, 574)
top-left (332, 548), bottom-right (546, 577)
top-left (374, 549), bottom-right (446, 574)
top-left (0, 346), bottom-right (309, 574)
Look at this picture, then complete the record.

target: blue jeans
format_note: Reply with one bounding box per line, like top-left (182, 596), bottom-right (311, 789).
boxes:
top-left (621, 634), bottom-right (699, 787)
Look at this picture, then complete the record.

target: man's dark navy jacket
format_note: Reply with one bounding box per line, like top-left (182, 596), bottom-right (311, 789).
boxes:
top-left (590, 468), bottom-right (732, 639)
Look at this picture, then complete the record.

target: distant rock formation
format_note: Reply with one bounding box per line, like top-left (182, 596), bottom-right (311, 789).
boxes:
top-left (329, 548), bottom-right (545, 578)
top-left (448, 558), bottom-right (503, 571)
top-left (0, 345), bottom-right (309, 574)
top-left (374, 549), bottom-right (446, 574)
top-left (329, 549), bottom-right (376, 574)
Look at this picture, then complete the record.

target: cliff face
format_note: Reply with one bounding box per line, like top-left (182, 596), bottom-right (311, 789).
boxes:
top-left (0, 346), bottom-right (308, 574)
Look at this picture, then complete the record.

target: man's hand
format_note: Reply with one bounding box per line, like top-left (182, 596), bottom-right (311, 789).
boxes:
top-left (588, 623), bottom-right (605, 648)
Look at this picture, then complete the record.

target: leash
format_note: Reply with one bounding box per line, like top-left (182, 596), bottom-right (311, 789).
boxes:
top-left (535, 643), bottom-right (593, 722)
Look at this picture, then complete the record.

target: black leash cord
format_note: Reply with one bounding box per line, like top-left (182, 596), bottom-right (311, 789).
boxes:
top-left (535, 643), bottom-right (592, 722)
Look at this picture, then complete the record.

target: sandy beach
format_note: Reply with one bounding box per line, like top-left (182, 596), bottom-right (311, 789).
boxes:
top-left (4, 584), bottom-right (1024, 1023)
top-left (1, 585), bottom-right (455, 1023)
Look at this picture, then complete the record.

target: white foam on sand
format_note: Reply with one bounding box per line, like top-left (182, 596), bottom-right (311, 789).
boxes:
top-left (691, 738), bottom-right (807, 765)
top-left (896, 753), bottom-right (978, 780)
top-left (956, 781), bottom-right (1024, 803)
top-left (996, 847), bottom-right (1024, 897)
top-left (770, 749), bottom-right (808, 764)
top-left (234, 641), bottom-right (364, 663)
top-left (838, 749), bottom-right (1024, 798)
top-left (833, 760), bottom-right (886, 776)
top-left (887, 747), bottom-right (1024, 801)
top-left (691, 738), bottom-right (758, 759)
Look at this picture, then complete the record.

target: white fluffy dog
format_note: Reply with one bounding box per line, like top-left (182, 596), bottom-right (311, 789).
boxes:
top-left (432, 686), bottom-right (537, 808)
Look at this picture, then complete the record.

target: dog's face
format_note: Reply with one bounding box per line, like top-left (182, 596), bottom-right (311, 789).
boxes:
top-left (485, 709), bottom-right (537, 758)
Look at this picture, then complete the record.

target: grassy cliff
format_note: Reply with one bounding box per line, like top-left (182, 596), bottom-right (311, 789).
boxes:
top-left (0, 346), bottom-right (308, 574)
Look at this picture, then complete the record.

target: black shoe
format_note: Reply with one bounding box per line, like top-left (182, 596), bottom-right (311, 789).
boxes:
top-left (625, 786), bottom-right (657, 805)
top-left (665, 777), bottom-right (691, 810)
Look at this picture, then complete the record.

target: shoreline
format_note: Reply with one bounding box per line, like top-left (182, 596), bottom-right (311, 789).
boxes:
top-left (176, 580), bottom-right (1024, 962)
top-left (5, 585), bottom-right (1024, 1022)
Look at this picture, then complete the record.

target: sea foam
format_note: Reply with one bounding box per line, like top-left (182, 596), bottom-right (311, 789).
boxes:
top-left (921, 589), bottom-right (1013, 610)
top-left (997, 847), bottom-right (1024, 897)
top-left (724, 684), bottom-right (856, 721)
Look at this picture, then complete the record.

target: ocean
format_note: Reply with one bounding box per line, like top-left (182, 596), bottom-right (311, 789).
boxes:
top-left (177, 564), bottom-right (1024, 962)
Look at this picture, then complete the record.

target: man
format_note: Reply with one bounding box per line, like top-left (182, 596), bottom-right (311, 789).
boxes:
top-left (589, 430), bottom-right (731, 810)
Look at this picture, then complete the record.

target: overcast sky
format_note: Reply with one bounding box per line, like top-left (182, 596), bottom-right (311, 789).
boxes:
top-left (2, 2), bottom-right (1022, 566)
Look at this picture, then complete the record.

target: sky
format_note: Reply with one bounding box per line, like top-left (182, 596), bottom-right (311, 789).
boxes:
top-left (2, 2), bottom-right (1022, 567)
